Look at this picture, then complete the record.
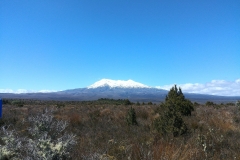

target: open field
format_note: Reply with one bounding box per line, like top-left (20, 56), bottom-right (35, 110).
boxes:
top-left (1, 99), bottom-right (240, 160)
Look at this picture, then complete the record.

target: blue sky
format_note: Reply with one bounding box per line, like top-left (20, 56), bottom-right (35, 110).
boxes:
top-left (1, 0), bottom-right (240, 95)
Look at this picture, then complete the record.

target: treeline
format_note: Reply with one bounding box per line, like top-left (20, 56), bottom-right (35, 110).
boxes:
top-left (2, 98), bottom-right (154, 106)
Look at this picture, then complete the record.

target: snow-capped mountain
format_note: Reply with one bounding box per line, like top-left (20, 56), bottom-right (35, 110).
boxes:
top-left (87, 79), bottom-right (150, 89)
top-left (1, 79), bottom-right (240, 103)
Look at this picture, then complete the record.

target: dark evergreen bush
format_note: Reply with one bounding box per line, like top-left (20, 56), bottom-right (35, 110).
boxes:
top-left (194, 102), bottom-right (200, 106)
top-left (205, 101), bottom-right (215, 106)
top-left (11, 100), bottom-right (24, 107)
top-left (153, 103), bottom-right (187, 137)
top-left (153, 85), bottom-right (192, 137)
top-left (124, 99), bottom-right (132, 105)
top-left (148, 102), bottom-right (153, 105)
top-left (2, 99), bottom-right (9, 104)
top-left (165, 85), bottom-right (194, 116)
top-left (126, 107), bottom-right (138, 126)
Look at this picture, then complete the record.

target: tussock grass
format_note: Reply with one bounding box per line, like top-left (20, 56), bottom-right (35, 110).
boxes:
top-left (1, 99), bottom-right (240, 159)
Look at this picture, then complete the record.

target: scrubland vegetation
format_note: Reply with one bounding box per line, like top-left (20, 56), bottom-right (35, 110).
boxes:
top-left (1, 86), bottom-right (240, 160)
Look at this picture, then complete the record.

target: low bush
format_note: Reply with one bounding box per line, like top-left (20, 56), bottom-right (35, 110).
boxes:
top-left (206, 101), bottom-right (216, 106)
top-left (0, 108), bottom-right (76, 159)
top-left (11, 100), bottom-right (24, 107)
top-left (126, 107), bottom-right (138, 125)
top-left (153, 103), bottom-right (187, 137)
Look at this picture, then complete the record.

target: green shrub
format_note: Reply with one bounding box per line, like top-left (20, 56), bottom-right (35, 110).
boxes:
top-left (2, 99), bottom-right (9, 105)
top-left (126, 107), bottom-right (138, 126)
top-left (153, 103), bottom-right (187, 137)
top-left (56, 103), bottom-right (65, 108)
top-left (205, 101), bottom-right (215, 106)
top-left (226, 102), bottom-right (235, 106)
top-left (124, 99), bottom-right (131, 105)
top-left (165, 85), bottom-right (194, 116)
top-left (11, 100), bottom-right (24, 107)
top-left (153, 85), bottom-right (191, 137)
top-left (194, 102), bottom-right (200, 106)
top-left (148, 102), bottom-right (153, 105)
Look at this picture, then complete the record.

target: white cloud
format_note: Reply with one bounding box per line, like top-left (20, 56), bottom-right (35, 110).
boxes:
top-left (0, 89), bottom-right (57, 94)
top-left (156, 79), bottom-right (240, 96)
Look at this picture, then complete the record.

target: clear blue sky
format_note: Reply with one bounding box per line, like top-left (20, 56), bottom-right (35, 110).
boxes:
top-left (1, 0), bottom-right (239, 91)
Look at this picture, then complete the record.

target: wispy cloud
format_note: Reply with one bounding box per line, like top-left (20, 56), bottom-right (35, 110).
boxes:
top-left (0, 89), bottom-right (57, 94)
top-left (156, 79), bottom-right (240, 96)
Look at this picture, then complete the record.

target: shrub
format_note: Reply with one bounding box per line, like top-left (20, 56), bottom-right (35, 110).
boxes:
top-left (148, 102), bottom-right (153, 105)
top-left (205, 101), bottom-right (215, 106)
top-left (70, 113), bottom-right (82, 127)
top-left (11, 100), bottom-right (24, 107)
top-left (0, 126), bottom-right (23, 159)
top-left (153, 103), bottom-right (187, 137)
top-left (0, 108), bottom-right (76, 159)
top-left (226, 102), bottom-right (235, 106)
top-left (153, 85), bottom-right (191, 137)
top-left (2, 99), bottom-right (9, 105)
top-left (56, 103), bottom-right (65, 108)
top-left (124, 99), bottom-right (131, 105)
top-left (194, 102), bottom-right (200, 106)
top-left (165, 85), bottom-right (194, 116)
top-left (138, 109), bottom-right (148, 120)
top-left (88, 109), bottom-right (100, 124)
top-left (126, 107), bottom-right (138, 125)
top-left (236, 101), bottom-right (240, 107)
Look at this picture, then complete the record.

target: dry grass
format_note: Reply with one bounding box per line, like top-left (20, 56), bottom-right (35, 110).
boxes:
top-left (1, 100), bottom-right (240, 159)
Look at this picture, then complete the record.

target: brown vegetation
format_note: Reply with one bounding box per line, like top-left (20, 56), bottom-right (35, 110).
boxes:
top-left (1, 99), bottom-right (240, 159)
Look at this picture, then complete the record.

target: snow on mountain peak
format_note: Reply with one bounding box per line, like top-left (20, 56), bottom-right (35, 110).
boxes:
top-left (87, 79), bottom-right (150, 89)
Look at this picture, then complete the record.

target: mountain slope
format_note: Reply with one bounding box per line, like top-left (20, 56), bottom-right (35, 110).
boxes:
top-left (1, 79), bottom-right (240, 103)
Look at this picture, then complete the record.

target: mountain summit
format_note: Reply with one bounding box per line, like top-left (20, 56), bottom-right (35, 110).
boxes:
top-left (87, 79), bottom-right (150, 89)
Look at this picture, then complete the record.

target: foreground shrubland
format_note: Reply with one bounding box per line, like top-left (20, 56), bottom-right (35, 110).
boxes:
top-left (1, 97), bottom-right (240, 159)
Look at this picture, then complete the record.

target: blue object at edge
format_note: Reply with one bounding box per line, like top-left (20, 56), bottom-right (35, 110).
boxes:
top-left (0, 99), bottom-right (2, 118)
